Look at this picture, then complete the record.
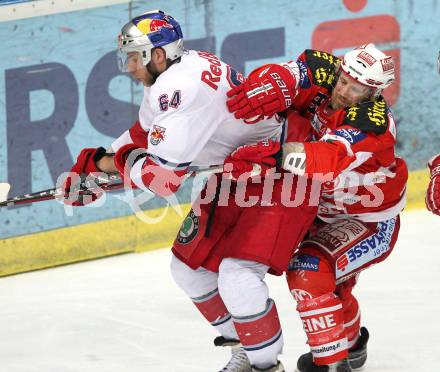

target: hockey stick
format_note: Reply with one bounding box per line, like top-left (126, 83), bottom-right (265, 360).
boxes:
top-left (0, 163), bottom-right (261, 208)
top-left (0, 174), bottom-right (123, 208)
top-left (0, 164), bottom-right (230, 208)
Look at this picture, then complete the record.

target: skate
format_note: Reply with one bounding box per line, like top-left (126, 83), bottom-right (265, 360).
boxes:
top-left (252, 360), bottom-right (285, 371)
top-left (347, 327), bottom-right (369, 370)
top-left (215, 336), bottom-right (252, 372)
top-left (296, 327), bottom-right (369, 371)
top-left (296, 358), bottom-right (352, 372)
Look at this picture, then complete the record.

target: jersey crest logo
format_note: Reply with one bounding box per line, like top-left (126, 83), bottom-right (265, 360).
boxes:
top-left (150, 125), bottom-right (166, 145)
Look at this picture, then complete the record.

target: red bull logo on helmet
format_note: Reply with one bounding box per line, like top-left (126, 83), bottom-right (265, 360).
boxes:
top-left (135, 18), bottom-right (173, 35)
top-left (149, 19), bottom-right (174, 32)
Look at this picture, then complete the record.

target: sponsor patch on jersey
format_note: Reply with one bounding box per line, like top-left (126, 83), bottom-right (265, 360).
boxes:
top-left (367, 99), bottom-right (388, 128)
top-left (342, 99), bottom-right (389, 135)
top-left (304, 50), bottom-right (339, 90)
top-left (177, 210), bottom-right (200, 244)
top-left (334, 128), bottom-right (367, 145)
top-left (296, 59), bottom-right (311, 88)
top-left (302, 219), bottom-right (369, 256)
top-left (314, 67), bottom-right (337, 87)
top-left (335, 217), bottom-right (397, 279)
top-left (289, 254), bottom-right (320, 272)
top-left (150, 125), bottom-right (166, 145)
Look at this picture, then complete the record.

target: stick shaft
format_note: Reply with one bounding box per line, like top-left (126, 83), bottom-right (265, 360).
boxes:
top-left (0, 165), bottom-right (225, 208)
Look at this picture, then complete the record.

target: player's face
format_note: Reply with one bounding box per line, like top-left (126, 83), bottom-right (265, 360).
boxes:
top-left (125, 52), bottom-right (153, 86)
top-left (331, 73), bottom-right (373, 110)
top-left (128, 49), bottom-right (167, 87)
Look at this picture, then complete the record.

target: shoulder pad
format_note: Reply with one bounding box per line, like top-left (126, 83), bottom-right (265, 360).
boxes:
top-left (303, 49), bottom-right (340, 90)
top-left (342, 98), bottom-right (389, 135)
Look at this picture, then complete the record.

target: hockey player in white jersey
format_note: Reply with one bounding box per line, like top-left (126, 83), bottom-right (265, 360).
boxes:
top-left (62, 10), bottom-right (318, 372)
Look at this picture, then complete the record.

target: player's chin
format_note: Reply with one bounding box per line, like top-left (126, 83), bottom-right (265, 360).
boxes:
top-left (142, 75), bottom-right (155, 87)
top-left (330, 99), bottom-right (342, 111)
top-left (334, 98), bottom-right (350, 110)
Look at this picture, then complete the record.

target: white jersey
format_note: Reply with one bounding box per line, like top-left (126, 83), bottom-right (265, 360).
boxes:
top-left (111, 50), bottom-right (283, 169)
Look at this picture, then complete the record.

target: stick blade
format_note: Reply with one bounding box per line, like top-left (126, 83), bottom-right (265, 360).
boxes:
top-left (0, 183), bottom-right (11, 203)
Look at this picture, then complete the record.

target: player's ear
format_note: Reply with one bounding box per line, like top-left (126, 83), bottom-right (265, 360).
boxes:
top-left (152, 47), bottom-right (167, 64)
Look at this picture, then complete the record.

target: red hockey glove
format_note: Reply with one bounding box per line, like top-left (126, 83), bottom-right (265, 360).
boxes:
top-left (226, 64), bottom-right (296, 120)
top-left (224, 139), bottom-right (281, 180)
top-left (63, 147), bottom-right (107, 206)
top-left (426, 153), bottom-right (440, 215)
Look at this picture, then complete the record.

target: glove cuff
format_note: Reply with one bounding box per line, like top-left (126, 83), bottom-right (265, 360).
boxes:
top-left (114, 144), bottom-right (148, 177)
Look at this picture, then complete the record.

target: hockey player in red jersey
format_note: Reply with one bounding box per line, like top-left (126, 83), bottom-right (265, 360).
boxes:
top-left (425, 54), bottom-right (440, 215)
top-left (426, 153), bottom-right (440, 215)
top-left (226, 44), bottom-right (408, 372)
top-left (425, 52), bottom-right (440, 216)
top-left (62, 10), bottom-right (320, 372)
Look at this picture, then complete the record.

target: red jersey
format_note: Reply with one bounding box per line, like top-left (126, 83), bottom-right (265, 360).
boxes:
top-left (285, 49), bottom-right (408, 222)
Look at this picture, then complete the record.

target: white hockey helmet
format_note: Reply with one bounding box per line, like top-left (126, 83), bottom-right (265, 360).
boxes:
top-left (340, 44), bottom-right (395, 96)
top-left (118, 9), bottom-right (184, 72)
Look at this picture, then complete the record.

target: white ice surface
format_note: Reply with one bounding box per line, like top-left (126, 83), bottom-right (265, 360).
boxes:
top-left (0, 210), bottom-right (439, 372)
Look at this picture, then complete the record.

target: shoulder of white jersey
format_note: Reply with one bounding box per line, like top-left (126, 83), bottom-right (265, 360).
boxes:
top-left (342, 97), bottom-right (390, 135)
